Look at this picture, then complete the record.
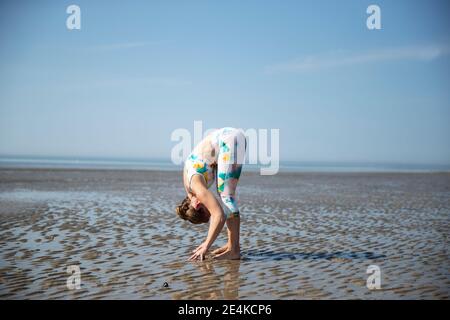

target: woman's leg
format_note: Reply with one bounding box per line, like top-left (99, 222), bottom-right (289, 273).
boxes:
top-left (226, 216), bottom-right (240, 253)
top-left (214, 217), bottom-right (240, 259)
top-left (214, 131), bottom-right (245, 260)
top-left (216, 131), bottom-right (244, 217)
top-left (212, 218), bottom-right (240, 256)
top-left (212, 226), bottom-right (232, 254)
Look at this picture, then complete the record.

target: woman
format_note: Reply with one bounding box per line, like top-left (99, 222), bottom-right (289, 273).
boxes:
top-left (175, 127), bottom-right (246, 261)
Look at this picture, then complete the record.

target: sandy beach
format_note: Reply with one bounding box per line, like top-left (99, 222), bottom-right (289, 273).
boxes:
top-left (0, 168), bottom-right (448, 299)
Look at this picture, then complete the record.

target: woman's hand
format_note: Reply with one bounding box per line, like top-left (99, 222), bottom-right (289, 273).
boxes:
top-left (190, 196), bottom-right (201, 209)
top-left (188, 242), bottom-right (209, 261)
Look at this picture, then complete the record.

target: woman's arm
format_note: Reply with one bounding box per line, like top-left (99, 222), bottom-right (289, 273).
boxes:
top-left (188, 176), bottom-right (226, 261)
top-left (198, 188), bottom-right (226, 248)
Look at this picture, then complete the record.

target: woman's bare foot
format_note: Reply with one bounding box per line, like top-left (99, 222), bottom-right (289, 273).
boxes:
top-left (212, 244), bottom-right (229, 255)
top-left (213, 250), bottom-right (240, 260)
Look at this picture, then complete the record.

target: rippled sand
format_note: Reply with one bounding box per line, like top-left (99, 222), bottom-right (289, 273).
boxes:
top-left (0, 169), bottom-right (449, 299)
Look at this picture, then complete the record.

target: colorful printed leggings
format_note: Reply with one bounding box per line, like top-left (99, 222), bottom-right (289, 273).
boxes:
top-left (215, 128), bottom-right (246, 218)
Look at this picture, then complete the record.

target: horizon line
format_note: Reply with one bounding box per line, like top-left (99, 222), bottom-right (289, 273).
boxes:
top-left (0, 154), bottom-right (449, 169)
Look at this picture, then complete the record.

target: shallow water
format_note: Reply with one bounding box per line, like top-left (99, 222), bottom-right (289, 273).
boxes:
top-left (0, 169), bottom-right (449, 299)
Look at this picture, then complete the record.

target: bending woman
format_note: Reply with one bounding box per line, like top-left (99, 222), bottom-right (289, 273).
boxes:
top-left (176, 127), bottom-right (246, 260)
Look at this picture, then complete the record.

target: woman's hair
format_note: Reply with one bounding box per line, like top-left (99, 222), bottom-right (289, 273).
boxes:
top-left (175, 196), bottom-right (209, 224)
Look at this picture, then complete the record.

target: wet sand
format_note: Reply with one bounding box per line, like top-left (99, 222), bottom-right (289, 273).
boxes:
top-left (0, 168), bottom-right (449, 299)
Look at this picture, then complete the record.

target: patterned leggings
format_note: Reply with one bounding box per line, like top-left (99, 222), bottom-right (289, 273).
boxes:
top-left (214, 128), bottom-right (246, 218)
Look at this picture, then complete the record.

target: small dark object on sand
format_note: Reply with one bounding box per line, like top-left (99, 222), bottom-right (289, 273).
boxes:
top-left (163, 282), bottom-right (169, 288)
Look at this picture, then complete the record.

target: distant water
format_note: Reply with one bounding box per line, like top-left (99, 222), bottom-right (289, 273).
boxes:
top-left (0, 156), bottom-right (449, 173)
top-left (0, 157), bottom-right (178, 171)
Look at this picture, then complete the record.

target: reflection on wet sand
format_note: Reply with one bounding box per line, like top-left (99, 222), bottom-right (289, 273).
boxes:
top-left (0, 169), bottom-right (449, 299)
top-left (173, 260), bottom-right (241, 300)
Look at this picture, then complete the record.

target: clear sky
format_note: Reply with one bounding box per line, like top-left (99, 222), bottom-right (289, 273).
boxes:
top-left (1, 0), bottom-right (449, 165)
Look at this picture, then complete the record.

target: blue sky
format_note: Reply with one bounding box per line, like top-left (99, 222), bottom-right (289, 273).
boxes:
top-left (0, 0), bottom-right (449, 165)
